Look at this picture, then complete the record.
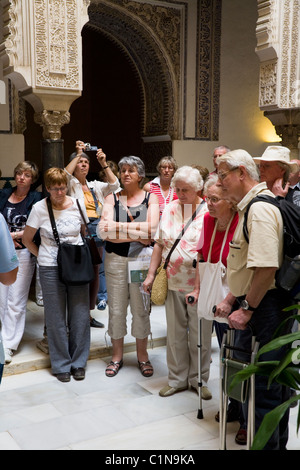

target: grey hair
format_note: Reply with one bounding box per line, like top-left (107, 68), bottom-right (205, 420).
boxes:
top-left (277, 161), bottom-right (291, 183)
top-left (171, 165), bottom-right (204, 192)
top-left (213, 145), bottom-right (231, 154)
top-left (203, 173), bottom-right (218, 195)
top-left (217, 149), bottom-right (260, 181)
top-left (118, 156), bottom-right (145, 178)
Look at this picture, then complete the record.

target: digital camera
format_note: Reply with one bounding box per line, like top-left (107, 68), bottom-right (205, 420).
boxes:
top-left (85, 143), bottom-right (98, 151)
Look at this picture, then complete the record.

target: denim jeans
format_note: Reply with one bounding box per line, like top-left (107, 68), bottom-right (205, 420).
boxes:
top-left (234, 289), bottom-right (294, 450)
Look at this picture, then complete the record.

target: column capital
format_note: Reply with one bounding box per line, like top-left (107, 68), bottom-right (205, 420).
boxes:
top-left (34, 110), bottom-right (70, 140)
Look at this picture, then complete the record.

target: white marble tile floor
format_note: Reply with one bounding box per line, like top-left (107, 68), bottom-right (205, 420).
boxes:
top-left (0, 300), bottom-right (298, 451)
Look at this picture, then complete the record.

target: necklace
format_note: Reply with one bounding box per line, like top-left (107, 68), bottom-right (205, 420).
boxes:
top-left (217, 220), bottom-right (230, 231)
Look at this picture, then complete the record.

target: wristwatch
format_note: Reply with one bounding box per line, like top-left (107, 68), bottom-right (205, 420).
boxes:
top-left (240, 299), bottom-right (256, 312)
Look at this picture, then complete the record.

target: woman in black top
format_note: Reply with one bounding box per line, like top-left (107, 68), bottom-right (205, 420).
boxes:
top-left (99, 156), bottom-right (159, 377)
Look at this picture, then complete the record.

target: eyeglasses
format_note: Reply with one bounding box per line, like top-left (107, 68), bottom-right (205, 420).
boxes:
top-left (49, 186), bottom-right (67, 193)
top-left (217, 167), bottom-right (239, 181)
top-left (206, 196), bottom-right (221, 204)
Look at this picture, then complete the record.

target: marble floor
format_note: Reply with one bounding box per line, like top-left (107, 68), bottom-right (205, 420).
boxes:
top-left (0, 299), bottom-right (299, 451)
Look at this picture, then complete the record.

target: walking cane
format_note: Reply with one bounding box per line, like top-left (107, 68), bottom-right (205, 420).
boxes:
top-left (197, 317), bottom-right (203, 418)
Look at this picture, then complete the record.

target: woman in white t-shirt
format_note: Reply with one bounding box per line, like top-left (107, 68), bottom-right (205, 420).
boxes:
top-left (23, 168), bottom-right (90, 383)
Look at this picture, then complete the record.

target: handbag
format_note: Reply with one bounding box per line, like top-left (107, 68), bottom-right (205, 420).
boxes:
top-left (76, 200), bottom-right (102, 265)
top-left (151, 204), bottom-right (203, 306)
top-left (47, 198), bottom-right (95, 286)
top-left (197, 217), bottom-right (233, 323)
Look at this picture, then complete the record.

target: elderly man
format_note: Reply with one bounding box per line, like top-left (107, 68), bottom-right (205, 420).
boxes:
top-left (214, 148), bottom-right (295, 450)
top-left (253, 145), bottom-right (298, 195)
top-left (211, 145), bottom-right (231, 173)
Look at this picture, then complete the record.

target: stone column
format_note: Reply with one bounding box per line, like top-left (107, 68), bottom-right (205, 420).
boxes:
top-left (0, 0), bottom-right (90, 175)
top-left (34, 110), bottom-right (70, 194)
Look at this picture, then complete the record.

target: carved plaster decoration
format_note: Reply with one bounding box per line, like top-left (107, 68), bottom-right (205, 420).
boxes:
top-left (34, 110), bottom-right (70, 139)
top-left (88, 0), bottom-right (183, 140)
top-left (0, 0), bottom-right (89, 112)
top-left (88, 0), bottom-right (221, 143)
top-left (256, 0), bottom-right (300, 110)
top-left (196, 0), bottom-right (221, 141)
top-left (259, 61), bottom-right (277, 108)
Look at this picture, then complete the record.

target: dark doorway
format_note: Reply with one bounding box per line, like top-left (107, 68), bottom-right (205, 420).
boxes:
top-left (62, 25), bottom-right (143, 175)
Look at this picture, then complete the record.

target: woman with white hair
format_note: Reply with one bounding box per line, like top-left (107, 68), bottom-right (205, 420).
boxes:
top-left (143, 166), bottom-right (209, 398)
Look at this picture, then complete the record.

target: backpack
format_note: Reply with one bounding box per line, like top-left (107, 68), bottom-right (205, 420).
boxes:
top-left (243, 194), bottom-right (300, 299)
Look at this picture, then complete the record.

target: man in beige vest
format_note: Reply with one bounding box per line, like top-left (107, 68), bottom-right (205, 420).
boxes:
top-left (214, 148), bottom-right (295, 450)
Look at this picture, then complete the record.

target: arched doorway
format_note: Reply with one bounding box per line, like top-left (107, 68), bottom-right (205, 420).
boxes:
top-left (62, 25), bottom-right (143, 176)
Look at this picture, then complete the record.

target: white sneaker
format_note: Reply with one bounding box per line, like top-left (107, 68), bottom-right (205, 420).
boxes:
top-left (4, 348), bottom-right (13, 364)
top-left (36, 299), bottom-right (44, 307)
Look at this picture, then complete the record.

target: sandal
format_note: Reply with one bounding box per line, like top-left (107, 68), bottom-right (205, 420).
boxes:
top-left (138, 360), bottom-right (154, 377)
top-left (105, 359), bottom-right (123, 377)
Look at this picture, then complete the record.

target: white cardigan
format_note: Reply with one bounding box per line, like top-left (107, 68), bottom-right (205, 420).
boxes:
top-left (65, 169), bottom-right (120, 216)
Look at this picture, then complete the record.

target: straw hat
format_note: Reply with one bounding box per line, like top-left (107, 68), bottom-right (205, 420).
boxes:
top-left (253, 146), bottom-right (298, 172)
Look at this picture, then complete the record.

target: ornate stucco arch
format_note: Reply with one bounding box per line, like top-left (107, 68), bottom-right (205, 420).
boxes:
top-left (87, 0), bottom-right (181, 141)
top-left (256, 0), bottom-right (300, 156)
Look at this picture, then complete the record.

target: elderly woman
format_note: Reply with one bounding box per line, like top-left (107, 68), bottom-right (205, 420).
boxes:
top-left (186, 174), bottom-right (242, 432)
top-left (23, 168), bottom-right (90, 382)
top-left (144, 156), bottom-right (178, 216)
top-left (65, 141), bottom-right (120, 327)
top-left (0, 161), bottom-right (41, 363)
top-left (143, 166), bottom-right (208, 397)
top-left (99, 156), bottom-right (159, 377)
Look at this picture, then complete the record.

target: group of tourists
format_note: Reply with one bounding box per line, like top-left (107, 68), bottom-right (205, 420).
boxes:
top-left (0, 141), bottom-right (298, 450)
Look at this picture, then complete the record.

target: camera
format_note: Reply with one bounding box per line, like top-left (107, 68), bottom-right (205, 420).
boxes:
top-left (85, 143), bottom-right (98, 151)
top-left (187, 296), bottom-right (195, 304)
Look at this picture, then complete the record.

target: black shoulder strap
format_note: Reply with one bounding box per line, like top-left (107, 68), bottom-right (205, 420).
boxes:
top-left (243, 194), bottom-right (279, 243)
top-left (46, 197), bottom-right (60, 247)
top-left (164, 203), bottom-right (203, 268)
top-left (76, 199), bottom-right (92, 238)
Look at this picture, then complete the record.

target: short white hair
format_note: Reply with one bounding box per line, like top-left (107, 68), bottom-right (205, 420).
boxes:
top-left (171, 166), bottom-right (204, 192)
top-left (203, 173), bottom-right (218, 195)
top-left (217, 149), bottom-right (259, 181)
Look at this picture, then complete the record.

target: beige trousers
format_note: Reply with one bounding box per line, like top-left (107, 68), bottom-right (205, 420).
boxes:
top-left (105, 251), bottom-right (151, 340)
top-left (165, 289), bottom-right (212, 390)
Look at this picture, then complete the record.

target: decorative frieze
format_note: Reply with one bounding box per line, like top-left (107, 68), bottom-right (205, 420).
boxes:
top-left (256, 0), bottom-right (300, 110)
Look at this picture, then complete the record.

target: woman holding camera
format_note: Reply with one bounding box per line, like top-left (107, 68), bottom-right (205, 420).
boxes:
top-left (143, 166), bottom-right (209, 398)
top-left (65, 141), bottom-right (120, 327)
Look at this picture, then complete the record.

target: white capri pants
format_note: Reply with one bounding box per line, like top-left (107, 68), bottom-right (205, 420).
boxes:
top-left (105, 251), bottom-right (151, 340)
top-left (0, 248), bottom-right (36, 350)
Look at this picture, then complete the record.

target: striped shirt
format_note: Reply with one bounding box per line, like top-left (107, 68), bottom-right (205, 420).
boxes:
top-left (149, 177), bottom-right (178, 216)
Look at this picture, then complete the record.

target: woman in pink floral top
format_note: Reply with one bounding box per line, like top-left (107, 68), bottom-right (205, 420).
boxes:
top-left (143, 166), bottom-right (210, 398)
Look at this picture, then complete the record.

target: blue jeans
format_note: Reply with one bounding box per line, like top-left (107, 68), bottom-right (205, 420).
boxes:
top-left (39, 266), bottom-right (90, 375)
top-left (234, 289), bottom-right (294, 450)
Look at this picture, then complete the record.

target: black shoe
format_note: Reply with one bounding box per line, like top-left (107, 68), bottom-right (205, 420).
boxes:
top-left (215, 406), bottom-right (240, 423)
top-left (71, 367), bottom-right (85, 380)
top-left (56, 372), bottom-right (71, 382)
top-left (90, 318), bottom-right (104, 328)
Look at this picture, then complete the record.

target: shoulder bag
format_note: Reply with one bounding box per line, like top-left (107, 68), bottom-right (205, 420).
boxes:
top-left (197, 216), bottom-right (234, 323)
top-left (47, 198), bottom-right (94, 286)
top-left (76, 200), bottom-right (102, 265)
top-left (151, 203), bottom-right (203, 306)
